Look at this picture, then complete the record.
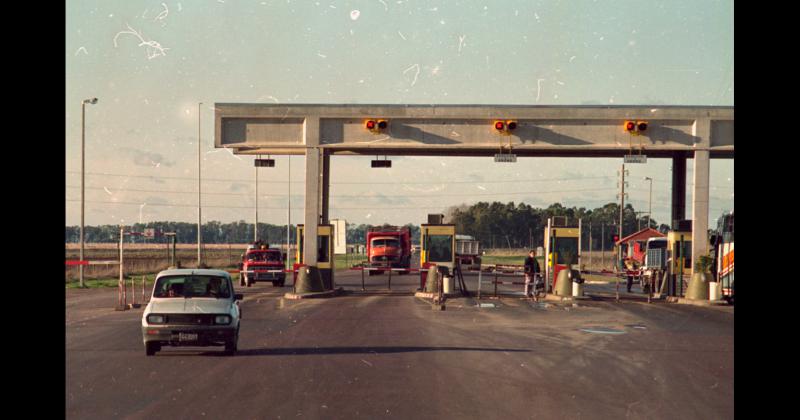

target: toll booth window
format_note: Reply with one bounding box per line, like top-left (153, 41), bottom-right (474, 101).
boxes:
top-left (554, 238), bottom-right (579, 265)
top-left (318, 235), bottom-right (330, 263)
top-left (426, 235), bottom-right (453, 262)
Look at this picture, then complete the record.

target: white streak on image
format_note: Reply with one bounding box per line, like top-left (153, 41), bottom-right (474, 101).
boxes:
top-left (378, 0), bottom-right (388, 11)
top-left (569, 55), bottom-right (576, 62)
top-left (403, 64), bottom-right (420, 86)
top-left (75, 47), bottom-right (88, 56)
top-left (536, 78), bottom-right (545, 102)
top-left (535, 12), bottom-right (540, 21)
top-left (350, 10), bottom-right (360, 20)
top-left (398, 31), bottom-right (406, 40)
top-left (178, 3), bottom-right (182, 12)
top-left (154, 3), bottom-right (168, 22)
top-left (458, 35), bottom-right (466, 53)
top-left (477, 185), bottom-right (486, 191)
top-left (114, 23), bottom-right (169, 60)
top-left (317, 52), bottom-right (327, 58)
top-left (556, 81), bottom-right (565, 85)
top-left (103, 187), bottom-right (113, 195)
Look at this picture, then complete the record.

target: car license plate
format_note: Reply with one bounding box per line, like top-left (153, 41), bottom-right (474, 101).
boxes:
top-left (178, 333), bottom-right (198, 341)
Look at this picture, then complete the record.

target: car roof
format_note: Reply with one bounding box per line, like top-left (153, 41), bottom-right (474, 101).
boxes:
top-left (155, 269), bottom-right (231, 279)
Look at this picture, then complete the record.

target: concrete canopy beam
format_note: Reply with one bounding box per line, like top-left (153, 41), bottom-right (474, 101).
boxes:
top-left (215, 104), bottom-right (734, 158)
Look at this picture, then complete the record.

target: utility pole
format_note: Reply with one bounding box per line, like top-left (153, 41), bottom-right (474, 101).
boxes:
top-left (601, 223), bottom-right (605, 269)
top-left (588, 221), bottom-right (592, 270)
top-left (619, 164), bottom-right (626, 244)
top-left (286, 155), bottom-right (291, 269)
top-left (254, 155), bottom-right (259, 243)
top-left (644, 176), bottom-right (653, 229)
top-left (197, 101), bottom-right (203, 268)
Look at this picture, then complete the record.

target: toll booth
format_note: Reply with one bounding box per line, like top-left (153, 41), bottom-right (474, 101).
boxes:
top-left (544, 217), bottom-right (582, 292)
top-left (667, 226), bottom-right (693, 296)
top-left (420, 223), bottom-right (455, 290)
top-left (296, 224), bottom-right (335, 290)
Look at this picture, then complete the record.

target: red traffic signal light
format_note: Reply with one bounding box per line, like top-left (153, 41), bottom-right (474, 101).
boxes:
top-left (613, 235), bottom-right (620, 242)
top-left (365, 119), bottom-right (388, 133)
top-left (624, 120), bottom-right (648, 135)
top-left (493, 120), bottom-right (518, 134)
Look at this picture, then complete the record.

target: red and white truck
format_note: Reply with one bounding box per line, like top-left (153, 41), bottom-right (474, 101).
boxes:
top-left (366, 226), bottom-right (412, 275)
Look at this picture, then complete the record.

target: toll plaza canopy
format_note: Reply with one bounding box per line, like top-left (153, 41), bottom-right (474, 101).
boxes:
top-left (214, 104), bottom-right (733, 275)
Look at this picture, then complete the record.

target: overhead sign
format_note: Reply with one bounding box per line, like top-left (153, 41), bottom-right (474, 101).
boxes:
top-left (255, 158), bottom-right (275, 167)
top-left (494, 154), bottom-right (517, 162)
top-left (144, 228), bottom-right (156, 238)
top-left (624, 155), bottom-right (647, 163)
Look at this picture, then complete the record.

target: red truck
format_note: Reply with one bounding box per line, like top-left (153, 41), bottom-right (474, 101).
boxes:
top-left (239, 247), bottom-right (286, 287)
top-left (366, 226), bottom-right (412, 275)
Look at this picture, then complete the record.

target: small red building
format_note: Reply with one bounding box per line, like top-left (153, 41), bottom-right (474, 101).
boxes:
top-left (615, 228), bottom-right (665, 266)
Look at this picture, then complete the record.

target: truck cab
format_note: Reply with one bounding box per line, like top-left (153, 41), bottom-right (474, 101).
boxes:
top-left (240, 248), bottom-right (286, 287)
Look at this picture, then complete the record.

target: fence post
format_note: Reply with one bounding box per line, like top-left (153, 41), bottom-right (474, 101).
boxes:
top-left (388, 267), bottom-right (392, 290)
top-left (361, 268), bottom-right (365, 291)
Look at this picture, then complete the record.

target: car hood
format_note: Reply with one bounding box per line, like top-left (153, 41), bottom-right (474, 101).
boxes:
top-left (148, 298), bottom-right (233, 314)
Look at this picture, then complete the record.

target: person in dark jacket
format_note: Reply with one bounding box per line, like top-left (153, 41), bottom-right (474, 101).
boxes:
top-left (524, 250), bottom-right (541, 297)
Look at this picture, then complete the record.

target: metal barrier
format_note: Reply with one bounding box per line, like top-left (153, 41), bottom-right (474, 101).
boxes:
top-left (349, 267), bottom-right (425, 291)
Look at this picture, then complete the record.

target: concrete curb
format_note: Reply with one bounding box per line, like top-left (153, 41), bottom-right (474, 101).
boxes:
top-left (673, 297), bottom-right (729, 307)
top-left (414, 292), bottom-right (460, 299)
top-left (284, 287), bottom-right (344, 300)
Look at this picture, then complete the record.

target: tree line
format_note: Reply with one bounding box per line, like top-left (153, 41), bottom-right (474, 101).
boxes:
top-left (66, 201), bottom-right (664, 251)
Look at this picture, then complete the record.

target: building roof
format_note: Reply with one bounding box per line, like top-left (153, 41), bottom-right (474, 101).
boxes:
top-left (615, 228), bottom-right (665, 245)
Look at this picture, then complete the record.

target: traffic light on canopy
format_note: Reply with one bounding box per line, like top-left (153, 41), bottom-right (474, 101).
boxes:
top-left (493, 120), bottom-right (518, 134)
top-left (624, 120), bottom-right (648, 135)
top-left (365, 119), bottom-right (388, 133)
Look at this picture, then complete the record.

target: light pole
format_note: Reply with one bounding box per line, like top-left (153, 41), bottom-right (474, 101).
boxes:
top-left (197, 102), bottom-right (203, 268)
top-left (644, 177), bottom-right (653, 228)
top-left (80, 97), bottom-right (98, 288)
top-left (254, 155), bottom-right (259, 242)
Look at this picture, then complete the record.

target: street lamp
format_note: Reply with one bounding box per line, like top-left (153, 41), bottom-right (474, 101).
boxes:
top-left (644, 177), bottom-right (653, 228)
top-left (80, 97), bottom-right (98, 288)
top-left (197, 102), bottom-right (203, 268)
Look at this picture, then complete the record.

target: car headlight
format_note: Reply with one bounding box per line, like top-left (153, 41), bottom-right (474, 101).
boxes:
top-left (147, 314), bottom-right (165, 324)
top-left (215, 315), bottom-right (232, 325)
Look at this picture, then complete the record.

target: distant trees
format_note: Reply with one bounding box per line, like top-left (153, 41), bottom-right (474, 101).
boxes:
top-left (65, 201), bottom-right (655, 250)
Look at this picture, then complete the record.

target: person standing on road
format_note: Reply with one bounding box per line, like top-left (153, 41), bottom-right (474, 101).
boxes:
top-left (524, 250), bottom-right (541, 298)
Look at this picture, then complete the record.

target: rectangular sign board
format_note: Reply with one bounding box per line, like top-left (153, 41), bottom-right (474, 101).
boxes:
top-left (494, 154), bottom-right (517, 163)
top-left (144, 228), bottom-right (156, 238)
top-left (255, 158), bottom-right (275, 167)
top-left (624, 155), bottom-right (647, 163)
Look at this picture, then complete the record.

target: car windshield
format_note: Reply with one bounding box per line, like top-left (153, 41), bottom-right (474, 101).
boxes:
top-left (154, 275), bottom-right (231, 298)
top-left (247, 251), bottom-right (281, 262)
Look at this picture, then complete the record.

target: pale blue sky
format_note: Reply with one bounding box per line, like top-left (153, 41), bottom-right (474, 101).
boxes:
top-left (66, 0), bottom-right (733, 228)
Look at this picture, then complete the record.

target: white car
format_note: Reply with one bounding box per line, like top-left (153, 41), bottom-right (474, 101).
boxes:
top-left (141, 269), bottom-right (242, 356)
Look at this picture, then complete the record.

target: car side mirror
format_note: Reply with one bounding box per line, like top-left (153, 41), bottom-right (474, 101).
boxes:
top-left (234, 293), bottom-right (243, 301)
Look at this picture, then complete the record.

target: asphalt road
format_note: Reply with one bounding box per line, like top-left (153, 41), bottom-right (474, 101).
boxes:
top-left (66, 269), bottom-right (734, 419)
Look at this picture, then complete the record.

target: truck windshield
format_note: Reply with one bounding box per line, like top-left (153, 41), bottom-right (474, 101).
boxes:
top-left (247, 252), bottom-right (281, 262)
top-left (154, 275), bottom-right (231, 299)
top-left (372, 239), bottom-right (400, 248)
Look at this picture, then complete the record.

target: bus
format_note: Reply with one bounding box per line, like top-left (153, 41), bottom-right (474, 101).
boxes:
top-left (712, 211), bottom-right (734, 303)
